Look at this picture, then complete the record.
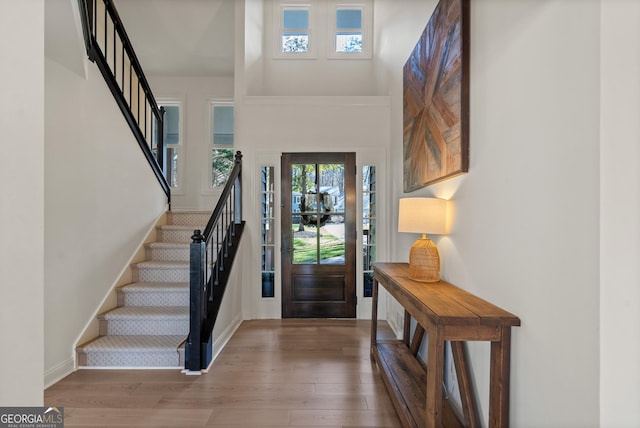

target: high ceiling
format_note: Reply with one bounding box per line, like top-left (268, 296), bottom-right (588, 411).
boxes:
top-left (115, 0), bottom-right (235, 76)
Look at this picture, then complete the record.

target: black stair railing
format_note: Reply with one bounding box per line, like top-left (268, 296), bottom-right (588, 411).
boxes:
top-left (186, 151), bottom-right (245, 372)
top-left (77, 0), bottom-right (170, 205)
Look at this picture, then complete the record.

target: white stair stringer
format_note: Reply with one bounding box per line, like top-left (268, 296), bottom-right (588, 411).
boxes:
top-left (76, 211), bottom-right (207, 369)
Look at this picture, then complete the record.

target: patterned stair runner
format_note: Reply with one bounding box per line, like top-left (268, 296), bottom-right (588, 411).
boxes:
top-left (76, 211), bottom-right (210, 368)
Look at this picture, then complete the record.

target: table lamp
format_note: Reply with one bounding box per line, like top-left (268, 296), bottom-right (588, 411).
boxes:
top-left (398, 197), bottom-right (447, 282)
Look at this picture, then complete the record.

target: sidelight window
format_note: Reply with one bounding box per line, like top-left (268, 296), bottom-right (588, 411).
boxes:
top-left (362, 165), bottom-right (376, 297)
top-left (261, 166), bottom-right (276, 298)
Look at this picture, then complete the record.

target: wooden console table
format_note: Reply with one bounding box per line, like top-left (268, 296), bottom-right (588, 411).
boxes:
top-left (371, 263), bottom-right (520, 428)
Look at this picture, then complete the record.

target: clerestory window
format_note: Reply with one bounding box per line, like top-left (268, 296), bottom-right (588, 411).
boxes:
top-left (275, 4), bottom-right (315, 58)
top-left (329, 2), bottom-right (372, 59)
top-left (274, 1), bottom-right (371, 59)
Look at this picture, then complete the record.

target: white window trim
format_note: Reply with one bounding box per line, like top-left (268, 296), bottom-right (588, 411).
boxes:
top-left (253, 152), bottom-right (282, 319)
top-left (328, 1), bottom-right (372, 59)
top-left (204, 99), bottom-right (235, 193)
top-left (273, 2), bottom-right (316, 59)
top-left (157, 98), bottom-right (184, 195)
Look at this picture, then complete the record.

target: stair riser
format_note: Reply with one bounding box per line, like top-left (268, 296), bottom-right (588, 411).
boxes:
top-left (99, 319), bottom-right (188, 336)
top-left (168, 212), bottom-right (210, 227)
top-left (118, 291), bottom-right (189, 307)
top-left (79, 351), bottom-right (181, 367)
top-left (133, 267), bottom-right (190, 282)
top-left (77, 209), bottom-right (211, 369)
top-left (145, 246), bottom-right (190, 261)
top-left (158, 228), bottom-right (197, 243)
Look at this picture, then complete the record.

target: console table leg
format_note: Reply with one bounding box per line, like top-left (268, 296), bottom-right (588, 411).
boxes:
top-left (370, 278), bottom-right (379, 361)
top-left (489, 327), bottom-right (512, 428)
top-left (425, 325), bottom-right (444, 428)
top-left (452, 341), bottom-right (480, 428)
top-left (403, 309), bottom-right (411, 346)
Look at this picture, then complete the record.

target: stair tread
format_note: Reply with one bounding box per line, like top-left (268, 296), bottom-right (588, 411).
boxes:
top-left (100, 306), bottom-right (189, 320)
top-left (78, 335), bottom-right (186, 352)
top-left (120, 282), bottom-right (188, 292)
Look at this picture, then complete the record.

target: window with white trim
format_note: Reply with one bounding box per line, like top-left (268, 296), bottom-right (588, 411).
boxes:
top-left (362, 165), bottom-right (376, 297)
top-left (275, 3), bottom-right (315, 58)
top-left (209, 102), bottom-right (235, 189)
top-left (260, 166), bottom-right (276, 298)
top-left (329, 2), bottom-right (372, 59)
top-left (157, 101), bottom-right (183, 192)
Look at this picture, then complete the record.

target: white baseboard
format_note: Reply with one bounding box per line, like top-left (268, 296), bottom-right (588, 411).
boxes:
top-left (79, 366), bottom-right (182, 370)
top-left (203, 315), bottom-right (243, 373)
top-left (44, 358), bottom-right (74, 389)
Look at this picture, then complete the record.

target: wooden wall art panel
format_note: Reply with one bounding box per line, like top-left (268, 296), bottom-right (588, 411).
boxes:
top-left (403, 0), bottom-right (469, 192)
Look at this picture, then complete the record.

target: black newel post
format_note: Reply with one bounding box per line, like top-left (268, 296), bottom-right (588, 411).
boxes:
top-left (186, 229), bottom-right (205, 371)
top-left (234, 151), bottom-right (242, 226)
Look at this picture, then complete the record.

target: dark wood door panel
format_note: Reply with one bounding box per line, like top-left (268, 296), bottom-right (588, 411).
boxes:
top-left (281, 152), bottom-right (356, 318)
top-left (286, 301), bottom-right (356, 318)
top-left (293, 275), bottom-right (346, 301)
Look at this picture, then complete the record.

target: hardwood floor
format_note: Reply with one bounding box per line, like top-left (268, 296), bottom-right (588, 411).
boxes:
top-left (45, 319), bottom-right (402, 427)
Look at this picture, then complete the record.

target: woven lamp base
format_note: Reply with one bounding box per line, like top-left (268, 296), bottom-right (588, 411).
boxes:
top-left (408, 238), bottom-right (440, 283)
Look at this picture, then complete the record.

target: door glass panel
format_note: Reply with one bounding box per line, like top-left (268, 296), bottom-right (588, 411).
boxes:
top-left (291, 162), bottom-right (346, 265)
top-left (292, 163), bottom-right (316, 215)
top-left (293, 225), bottom-right (318, 264)
top-left (262, 219), bottom-right (275, 245)
top-left (320, 215), bottom-right (345, 264)
top-left (263, 246), bottom-right (275, 271)
top-left (319, 163), bottom-right (345, 213)
top-left (319, 162), bottom-right (345, 265)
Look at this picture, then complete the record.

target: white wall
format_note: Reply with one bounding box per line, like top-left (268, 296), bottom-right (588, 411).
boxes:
top-left (210, 231), bottom-right (246, 361)
top-left (246, 0), bottom-right (378, 96)
top-left (243, 0), bottom-right (264, 96)
top-left (600, 1), bottom-right (640, 426)
top-left (149, 75), bottom-right (234, 211)
top-left (45, 0), bottom-right (87, 79)
top-left (0, 0), bottom-right (45, 406)
top-left (45, 57), bottom-right (168, 383)
top-left (235, 96), bottom-right (391, 319)
top-left (378, 0), bottom-right (601, 426)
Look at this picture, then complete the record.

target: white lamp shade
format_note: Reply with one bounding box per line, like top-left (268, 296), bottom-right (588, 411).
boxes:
top-left (398, 198), bottom-right (447, 235)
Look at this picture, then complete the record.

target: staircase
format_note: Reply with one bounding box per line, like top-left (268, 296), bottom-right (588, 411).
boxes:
top-left (77, 211), bottom-right (210, 368)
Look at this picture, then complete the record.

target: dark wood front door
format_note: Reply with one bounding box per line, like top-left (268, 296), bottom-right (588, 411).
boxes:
top-left (281, 152), bottom-right (356, 318)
